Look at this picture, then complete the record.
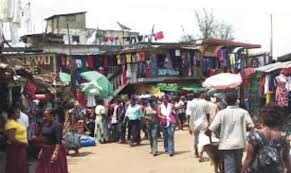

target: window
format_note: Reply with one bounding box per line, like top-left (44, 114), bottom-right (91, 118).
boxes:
top-left (72, 35), bottom-right (80, 44)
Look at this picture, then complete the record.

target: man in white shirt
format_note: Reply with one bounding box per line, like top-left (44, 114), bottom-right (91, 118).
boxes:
top-left (207, 93), bottom-right (254, 173)
top-left (188, 93), bottom-right (210, 158)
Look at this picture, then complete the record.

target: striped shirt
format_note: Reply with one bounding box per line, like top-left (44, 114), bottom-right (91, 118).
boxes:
top-left (209, 106), bottom-right (254, 150)
top-left (188, 98), bottom-right (210, 131)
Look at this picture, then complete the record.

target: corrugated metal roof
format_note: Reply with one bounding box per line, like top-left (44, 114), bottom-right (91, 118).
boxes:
top-left (256, 61), bottom-right (291, 72)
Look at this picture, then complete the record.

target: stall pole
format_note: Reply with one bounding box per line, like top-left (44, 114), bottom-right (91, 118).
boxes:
top-left (66, 24), bottom-right (76, 94)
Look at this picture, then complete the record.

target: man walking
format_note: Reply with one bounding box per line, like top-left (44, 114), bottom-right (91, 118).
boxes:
top-left (206, 93), bottom-right (254, 173)
top-left (188, 92), bottom-right (210, 158)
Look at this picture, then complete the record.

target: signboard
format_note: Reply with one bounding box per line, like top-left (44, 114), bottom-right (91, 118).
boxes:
top-left (3, 54), bottom-right (56, 76)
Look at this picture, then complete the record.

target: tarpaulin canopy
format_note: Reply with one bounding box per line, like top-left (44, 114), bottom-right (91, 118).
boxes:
top-left (180, 85), bottom-right (207, 93)
top-left (202, 73), bottom-right (242, 90)
top-left (157, 83), bottom-right (178, 92)
top-left (157, 83), bottom-right (206, 93)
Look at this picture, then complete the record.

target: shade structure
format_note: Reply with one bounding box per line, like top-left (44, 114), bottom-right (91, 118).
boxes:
top-left (59, 72), bottom-right (71, 85)
top-left (202, 73), bottom-right (242, 90)
top-left (80, 71), bottom-right (114, 97)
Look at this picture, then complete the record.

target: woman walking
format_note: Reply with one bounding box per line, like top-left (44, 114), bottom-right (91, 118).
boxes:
top-left (158, 95), bottom-right (181, 157)
top-left (36, 109), bottom-right (68, 173)
top-left (125, 96), bottom-right (144, 146)
top-left (5, 107), bottom-right (28, 173)
top-left (144, 98), bottom-right (159, 156)
top-left (241, 105), bottom-right (291, 173)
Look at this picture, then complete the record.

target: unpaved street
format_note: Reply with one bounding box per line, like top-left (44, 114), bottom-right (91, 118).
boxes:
top-left (68, 130), bottom-right (213, 173)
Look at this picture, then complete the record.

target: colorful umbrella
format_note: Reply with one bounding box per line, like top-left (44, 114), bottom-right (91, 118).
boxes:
top-left (202, 73), bottom-right (242, 90)
top-left (81, 71), bottom-right (114, 97)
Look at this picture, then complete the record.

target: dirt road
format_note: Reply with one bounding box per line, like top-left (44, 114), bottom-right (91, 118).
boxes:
top-left (68, 130), bottom-right (213, 173)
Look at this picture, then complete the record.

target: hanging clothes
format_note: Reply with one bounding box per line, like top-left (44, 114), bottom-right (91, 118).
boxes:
top-left (75, 59), bottom-right (83, 69)
top-left (121, 54), bottom-right (126, 65)
top-left (116, 55), bottom-right (121, 65)
top-left (126, 53), bottom-right (132, 64)
top-left (264, 74), bottom-right (271, 94)
top-left (87, 56), bottom-right (95, 69)
top-left (229, 54), bottom-right (236, 70)
top-left (266, 93), bottom-right (271, 105)
top-left (103, 56), bottom-right (109, 70)
top-left (87, 94), bottom-right (96, 107)
top-left (122, 65), bottom-right (127, 85)
top-left (131, 53), bottom-right (137, 63)
top-left (275, 74), bottom-right (288, 107)
top-left (144, 64), bottom-right (151, 78)
top-left (137, 52), bottom-right (145, 62)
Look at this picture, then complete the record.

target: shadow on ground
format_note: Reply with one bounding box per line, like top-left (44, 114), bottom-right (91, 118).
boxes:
top-left (70, 151), bottom-right (95, 157)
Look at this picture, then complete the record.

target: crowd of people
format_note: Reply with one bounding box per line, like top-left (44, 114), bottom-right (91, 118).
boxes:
top-left (0, 90), bottom-right (291, 173)
top-left (0, 100), bottom-right (69, 173)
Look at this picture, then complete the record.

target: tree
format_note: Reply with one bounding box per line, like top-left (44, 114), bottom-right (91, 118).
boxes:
top-left (180, 34), bottom-right (194, 42)
top-left (195, 9), bottom-right (234, 40)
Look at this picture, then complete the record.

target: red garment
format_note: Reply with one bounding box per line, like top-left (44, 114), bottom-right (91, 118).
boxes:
top-left (259, 75), bottom-right (266, 92)
top-left (103, 56), bottom-right (109, 70)
top-left (61, 55), bottom-right (66, 67)
top-left (241, 68), bottom-right (256, 86)
top-left (145, 65), bottom-right (151, 78)
top-left (75, 89), bottom-right (86, 106)
top-left (281, 68), bottom-right (291, 75)
top-left (25, 81), bottom-right (38, 99)
top-left (35, 145), bottom-right (68, 173)
top-left (6, 144), bottom-right (28, 173)
top-left (137, 52), bottom-right (145, 61)
top-left (122, 65), bottom-right (127, 85)
top-left (155, 31), bottom-right (164, 40)
top-left (108, 36), bottom-right (115, 43)
top-left (276, 79), bottom-right (288, 107)
top-left (87, 56), bottom-right (94, 68)
top-left (209, 69), bottom-right (215, 76)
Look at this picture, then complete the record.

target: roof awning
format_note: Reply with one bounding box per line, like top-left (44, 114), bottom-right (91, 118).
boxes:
top-left (256, 61), bottom-right (291, 73)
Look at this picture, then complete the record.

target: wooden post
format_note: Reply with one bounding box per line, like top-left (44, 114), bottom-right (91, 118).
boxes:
top-left (67, 24), bottom-right (76, 94)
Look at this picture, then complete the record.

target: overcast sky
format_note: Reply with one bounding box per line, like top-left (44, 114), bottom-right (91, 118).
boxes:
top-left (27, 0), bottom-right (291, 57)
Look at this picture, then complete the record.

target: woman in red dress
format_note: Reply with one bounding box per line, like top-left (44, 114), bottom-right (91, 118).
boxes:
top-left (36, 109), bottom-right (68, 173)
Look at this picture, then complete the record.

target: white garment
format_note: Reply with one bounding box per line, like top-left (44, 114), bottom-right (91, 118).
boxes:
top-left (18, 111), bottom-right (29, 128)
top-left (95, 105), bottom-right (106, 116)
top-left (286, 76), bottom-right (291, 92)
top-left (188, 98), bottom-right (209, 131)
top-left (111, 105), bottom-right (118, 124)
top-left (160, 103), bottom-right (172, 127)
top-left (87, 94), bottom-right (96, 107)
top-left (75, 59), bottom-right (82, 69)
top-left (264, 74), bottom-right (270, 94)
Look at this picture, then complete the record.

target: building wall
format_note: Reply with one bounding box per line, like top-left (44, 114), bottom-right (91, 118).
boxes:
top-left (47, 13), bottom-right (86, 34)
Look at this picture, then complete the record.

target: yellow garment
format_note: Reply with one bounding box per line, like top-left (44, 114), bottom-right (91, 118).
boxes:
top-left (230, 54), bottom-right (236, 65)
top-left (116, 55), bottom-right (121, 65)
top-left (266, 93), bottom-right (271, 105)
top-left (126, 54), bottom-right (132, 63)
top-left (5, 119), bottom-right (28, 144)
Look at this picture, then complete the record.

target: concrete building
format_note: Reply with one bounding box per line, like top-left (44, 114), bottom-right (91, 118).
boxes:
top-left (44, 11), bottom-right (139, 45)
